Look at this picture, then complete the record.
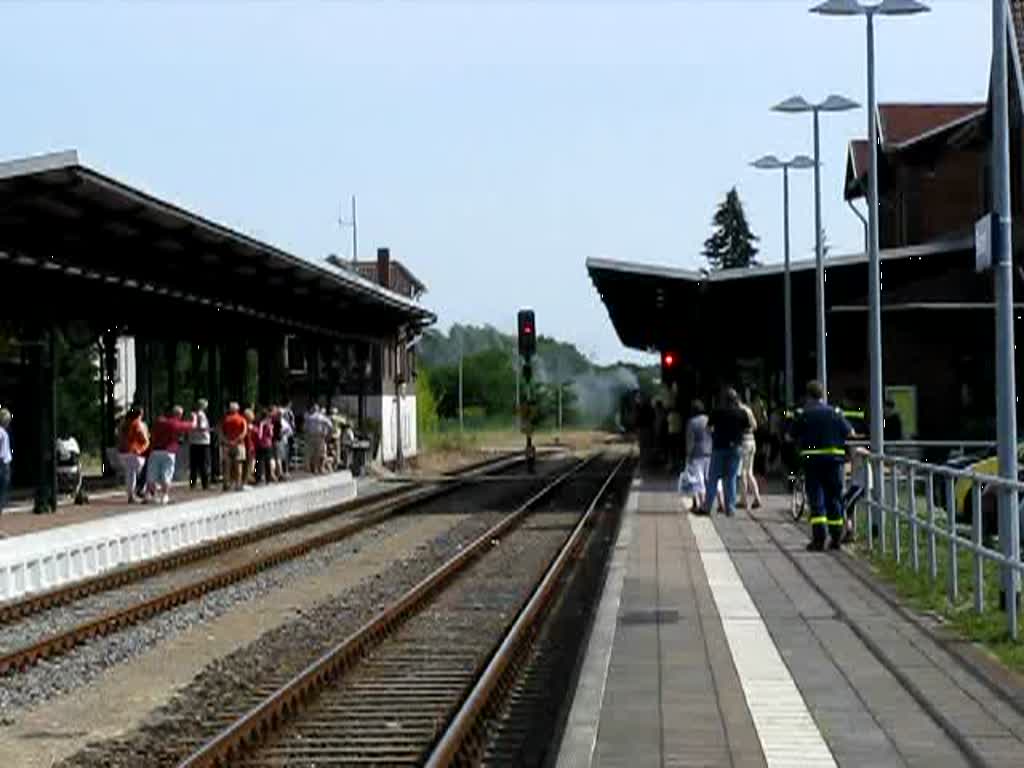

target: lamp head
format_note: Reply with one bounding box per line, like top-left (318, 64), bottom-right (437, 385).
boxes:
top-left (811, 0), bottom-right (929, 15)
top-left (811, 0), bottom-right (865, 15)
top-left (790, 154), bottom-right (817, 169)
top-left (819, 93), bottom-right (860, 112)
top-left (877, 0), bottom-right (930, 15)
top-left (751, 154), bottom-right (784, 170)
top-left (772, 95), bottom-right (814, 114)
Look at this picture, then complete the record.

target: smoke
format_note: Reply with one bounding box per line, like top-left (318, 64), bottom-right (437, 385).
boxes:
top-left (570, 367), bottom-right (640, 427)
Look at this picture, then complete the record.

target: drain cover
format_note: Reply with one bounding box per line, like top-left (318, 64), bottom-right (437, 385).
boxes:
top-left (619, 609), bottom-right (680, 626)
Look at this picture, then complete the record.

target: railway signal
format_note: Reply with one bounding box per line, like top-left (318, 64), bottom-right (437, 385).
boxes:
top-left (517, 308), bottom-right (537, 473)
top-left (660, 350), bottom-right (680, 383)
top-left (517, 309), bottom-right (536, 359)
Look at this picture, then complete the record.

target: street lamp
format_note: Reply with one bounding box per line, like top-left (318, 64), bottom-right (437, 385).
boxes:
top-left (773, 93), bottom-right (860, 402)
top-left (810, 0), bottom-right (941, 611)
top-left (751, 154), bottom-right (816, 407)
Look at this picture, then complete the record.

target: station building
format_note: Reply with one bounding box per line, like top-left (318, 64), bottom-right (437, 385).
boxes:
top-left (591, 15), bottom-right (1024, 444)
top-left (0, 150), bottom-right (434, 509)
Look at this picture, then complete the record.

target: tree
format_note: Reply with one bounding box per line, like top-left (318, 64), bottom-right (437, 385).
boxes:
top-left (416, 367), bottom-right (440, 439)
top-left (702, 187), bottom-right (759, 270)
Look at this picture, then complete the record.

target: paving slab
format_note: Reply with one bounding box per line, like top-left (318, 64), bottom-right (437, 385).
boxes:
top-left (558, 479), bottom-right (1024, 768)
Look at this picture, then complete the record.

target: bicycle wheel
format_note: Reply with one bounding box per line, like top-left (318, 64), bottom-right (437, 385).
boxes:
top-left (789, 476), bottom-right (806, 521)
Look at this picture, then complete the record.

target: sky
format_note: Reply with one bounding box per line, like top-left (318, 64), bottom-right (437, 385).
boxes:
top-left (0, 1), bottom-right (991, 365)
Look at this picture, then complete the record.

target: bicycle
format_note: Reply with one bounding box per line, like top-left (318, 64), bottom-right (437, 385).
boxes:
top-left (788, 470), bottom-right (807, 521)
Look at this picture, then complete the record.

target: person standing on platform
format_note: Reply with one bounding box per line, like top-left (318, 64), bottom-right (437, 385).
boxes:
top-left (220, 402), bottom-right (248, 491)
top-left (666, 404), bottom-right (683, 471)
top-left (189, 398), bottom-right (212, 491)
top-left (305, 405), bottom-right (330, 474)
top-left (684, 400), bottom-right (712, 512)
top-left (118, 406), bottom-right (149, 503)
top-left (145, 405), bottom-right (197, 505)
top-left (883, 399), bottom-right (904, 442)
top-left (272, 405), bottom-right (293, 481)
top-left (704, 388), bottom-right (747, 517)
top-left (751, 392), bottom-right (770, 477)
top-left (253, 408), bottom-right (275, 484)
top-left (243, 408), bottom-right (258, 485)
top-left (0, 408), bottom-right (12, 514)
top-left (795, 380), bottom-right (853, 551)
top-left (738, 396), bottom-right (762, 510)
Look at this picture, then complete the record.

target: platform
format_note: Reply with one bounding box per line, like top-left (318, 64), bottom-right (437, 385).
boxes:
top-left (0, 471), bottom-right (373, 602)
top-left (557, 475), bottom-right (1024, 768)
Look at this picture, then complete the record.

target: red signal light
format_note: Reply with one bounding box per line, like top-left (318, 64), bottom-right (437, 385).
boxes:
top-left (663, 352), bottom-right (675, 367)
top-left (524, 324), bottom-right (532, 335)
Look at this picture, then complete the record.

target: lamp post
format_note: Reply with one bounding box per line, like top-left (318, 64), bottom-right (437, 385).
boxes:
top-left (772, 93), bottom-right (860, 402)
top-left (752, 154), bottom-right (816, 406)
top-left (810, 0), bottom-right (946, 614)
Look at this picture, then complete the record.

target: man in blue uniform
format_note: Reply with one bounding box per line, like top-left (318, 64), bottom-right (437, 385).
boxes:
top-left (794, 380), bottom-right (853, 551)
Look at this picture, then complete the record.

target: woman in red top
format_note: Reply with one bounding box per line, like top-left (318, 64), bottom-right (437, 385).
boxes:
top-left (118, 406), bottom-right (149, 503)
top-left (243, 408), bottom-right (258, 485)
top-left (254, 408), bottom-right (275, 484)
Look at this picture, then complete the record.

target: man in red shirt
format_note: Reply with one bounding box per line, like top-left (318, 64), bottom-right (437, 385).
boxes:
top-left (145, 405), bottom-right (197, 504)
top-left (220, 402), bottom-right (248, 492)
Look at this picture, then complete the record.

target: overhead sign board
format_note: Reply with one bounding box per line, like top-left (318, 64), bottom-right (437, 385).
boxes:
top-left (976, 212), bottom-right (993, 273)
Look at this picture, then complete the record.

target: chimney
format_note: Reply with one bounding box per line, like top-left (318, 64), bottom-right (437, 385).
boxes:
top-left (376, 247), bottom-right (390, 288)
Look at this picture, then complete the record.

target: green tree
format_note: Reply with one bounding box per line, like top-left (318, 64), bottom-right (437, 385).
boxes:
top-left (55, 332), bottom-right (102, 453)
top-left (416, 367), bottom-right (440, 439)
top-left (703, 187), bottom-right (759, 270)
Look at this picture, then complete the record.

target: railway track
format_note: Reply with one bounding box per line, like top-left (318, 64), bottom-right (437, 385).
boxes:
top-left (0, 453), bottom-right (545, 675)
top-left (174, 452), bottom-right (630, 768)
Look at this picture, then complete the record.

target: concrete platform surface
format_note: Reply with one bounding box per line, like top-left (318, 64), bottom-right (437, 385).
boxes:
top-left (557, 475), bottom-right (1024, 768)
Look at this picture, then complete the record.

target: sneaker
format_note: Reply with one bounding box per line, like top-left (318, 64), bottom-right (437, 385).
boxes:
top-left (160, 494), bottom-right (170, 506)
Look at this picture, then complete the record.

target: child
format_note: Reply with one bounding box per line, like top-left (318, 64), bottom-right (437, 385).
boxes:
top-left (677, 459), bottom-right (707, 513)
top-left (841, 451), bottom-right (870, 544)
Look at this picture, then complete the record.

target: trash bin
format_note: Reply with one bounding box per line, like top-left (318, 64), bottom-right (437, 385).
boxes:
top-left (349, 439), bottom-right (371, 477)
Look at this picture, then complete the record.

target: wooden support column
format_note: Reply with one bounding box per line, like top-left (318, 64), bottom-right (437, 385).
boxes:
top-left (135, 337), bottom-right (154, 419)
top-left (33, 327), bottom-right (57, 514)
top-left (165, 340), bottom-right (178, 408)
top-left (258, 338), bottom-right (273, 407)
top-left (101, 331), bottom-right (117, 477)
top-left (308, 340), bottom-right (321, 406)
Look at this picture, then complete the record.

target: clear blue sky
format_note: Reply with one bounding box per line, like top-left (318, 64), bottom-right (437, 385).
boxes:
top-left (0, 1), bottom-right (989, 364)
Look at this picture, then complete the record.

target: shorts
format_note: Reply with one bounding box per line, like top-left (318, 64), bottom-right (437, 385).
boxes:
top-left (146, 450), bottom-right (176, 486)
top-left (740, 435), bottom-right (756, 474)
top-left (227, 444), bottom-right (246, 463)
top-left (275, 440), bottom-right (289, 466)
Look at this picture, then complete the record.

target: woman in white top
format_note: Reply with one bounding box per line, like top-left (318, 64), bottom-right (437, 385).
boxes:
top-left (738, 398), bottom-right (762, 509)
top-left (189, 399), bottom-right (212, 491)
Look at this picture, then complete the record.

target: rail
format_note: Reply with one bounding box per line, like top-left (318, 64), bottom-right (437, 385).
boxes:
top-left (176, 454), bottom-right (602, 768)
top-left (424, 453), bottom-right (628, 766)
top-left (858, 450), bottom-right (1024, 639)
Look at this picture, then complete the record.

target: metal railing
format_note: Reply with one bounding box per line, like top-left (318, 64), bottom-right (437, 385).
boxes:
top-left (857, 450), bottom-right (1024, 639)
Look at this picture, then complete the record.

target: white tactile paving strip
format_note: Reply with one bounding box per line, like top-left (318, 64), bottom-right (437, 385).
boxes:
top-left (689, 515), bottom-right (837, 768)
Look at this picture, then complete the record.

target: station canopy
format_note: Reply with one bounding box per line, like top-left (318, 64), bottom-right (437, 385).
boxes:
top-left (588, 235), bottom-right (979, 355)
top-left (0, 151), bottom-right (434, 340)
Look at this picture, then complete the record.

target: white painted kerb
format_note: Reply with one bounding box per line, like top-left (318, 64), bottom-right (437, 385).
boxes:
top-left (689, 515), bottom-right (836, 768)
top-left (554, 477), bottom-right (638, 768)
top-left (0, 472), bottom-right (357, 602)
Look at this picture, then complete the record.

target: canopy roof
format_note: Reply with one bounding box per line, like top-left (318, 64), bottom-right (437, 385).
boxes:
top-left (0, 151), bottom-right (434, 340)
top-left (588, 235), bottom-right (975, 353)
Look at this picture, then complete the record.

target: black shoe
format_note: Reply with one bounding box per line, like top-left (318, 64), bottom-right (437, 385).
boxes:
top-left (828, 539), bottom-right (842, 551)
top-left (806, 540), bottom-right (825, 552)
top-left (752, 499), bottom-right (762, 509)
